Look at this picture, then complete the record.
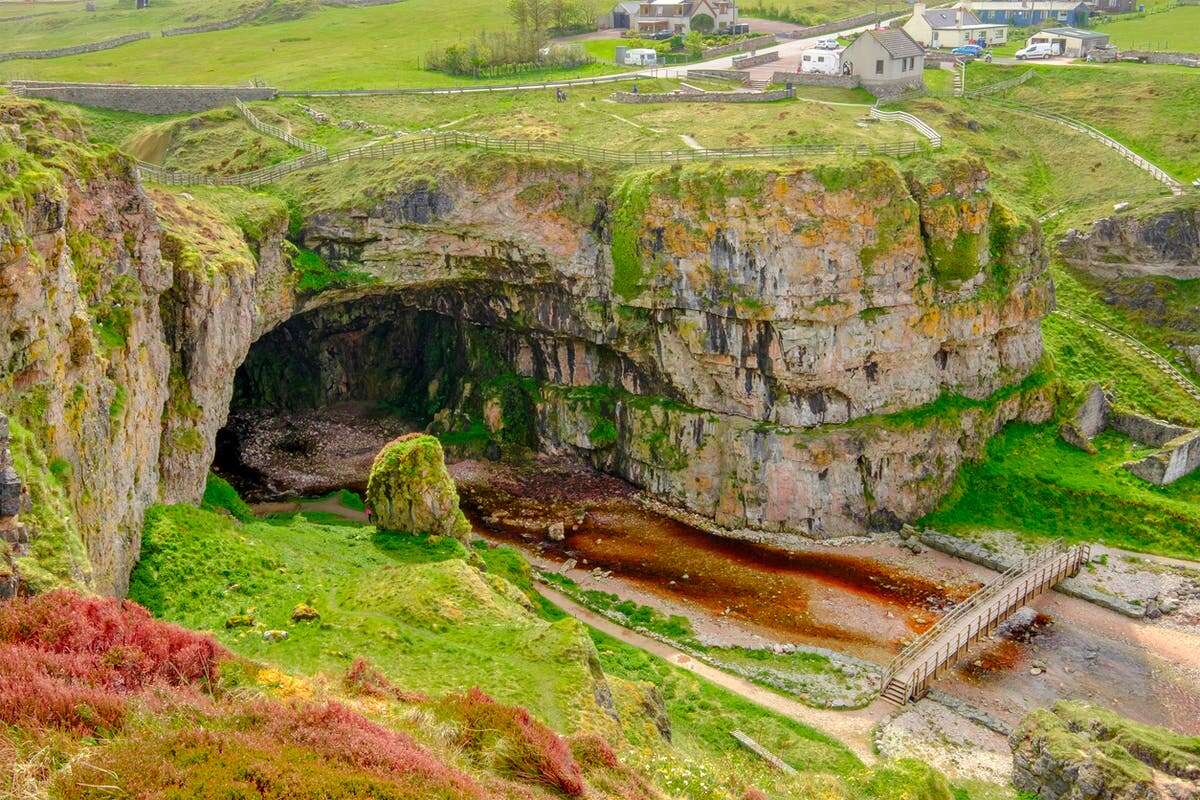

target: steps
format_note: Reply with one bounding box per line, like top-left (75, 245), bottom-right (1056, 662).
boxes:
top-left (881, 680), bottom-right (910, 706)
top-left (746, 78), bottom-right (771, 90)
top-left (952, 60), bottom-right (965, 97)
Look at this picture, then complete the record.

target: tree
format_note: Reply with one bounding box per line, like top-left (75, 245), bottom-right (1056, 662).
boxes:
top-left (690, 12), bottom-right (714, 32)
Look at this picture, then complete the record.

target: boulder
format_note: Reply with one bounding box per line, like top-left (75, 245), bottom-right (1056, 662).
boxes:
top-left (366, 434), bottom-right (472, 541)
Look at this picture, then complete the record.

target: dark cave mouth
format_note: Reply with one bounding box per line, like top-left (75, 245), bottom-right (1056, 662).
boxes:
top-left (212, 294), bottom-right (538, 502)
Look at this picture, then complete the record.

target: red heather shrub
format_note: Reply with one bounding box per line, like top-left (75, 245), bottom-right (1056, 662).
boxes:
top-left (440, 687), bottom-right (584, 797)
top-left (343, 658), bottom-right (428, 703)
top-left (742, 789), bottom-right (769, 800)
top-left (568, 733), bottom-right (619, 770)
top-left (262, 700), bottom-right (485, 799)
top-left (58, 725), bottom-right (481, 800)
top-left (0, 589), bottom-right (226, 734)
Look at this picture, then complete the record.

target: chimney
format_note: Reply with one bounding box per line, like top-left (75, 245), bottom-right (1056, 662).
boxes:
top-left (913, 1), bottom-right (926, 18)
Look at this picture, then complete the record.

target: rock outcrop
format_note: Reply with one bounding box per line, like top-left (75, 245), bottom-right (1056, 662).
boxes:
top-left (1059, 198), bottom-right (1200, 279)
top-left (0, 96), bottom-right (1053, 592)
top-left (1010, 701), bottom-right (1200, 800)
top-left (0, 414), bottom-right (29, 598)
top-left (367, 434), bottom-right (472, 541)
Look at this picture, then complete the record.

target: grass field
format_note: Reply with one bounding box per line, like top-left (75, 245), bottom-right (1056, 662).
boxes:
top-left (0, 0), bottom-right (626, 88)
top-left (967, 62), bottom-right (1200, 184)
top-left (1093, 5), bottom-right (1200, 51)
top-left (923, 422), bottom-right (1200, 562)
top-left (0, 0), bottom-right (255, 49)
top-left (738, 0), bottom-right (899, 26)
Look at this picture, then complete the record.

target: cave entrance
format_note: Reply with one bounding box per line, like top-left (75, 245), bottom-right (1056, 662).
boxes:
top-left (213, 293), bottom-right (534, 501)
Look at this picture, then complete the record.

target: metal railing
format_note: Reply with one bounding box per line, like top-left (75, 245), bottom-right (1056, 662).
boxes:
top-left (234, 97), bottom-right (326, 155)
top-left (136, 130), bottom-right (935, 187)
top-left (868, 107), bottom-right (942, 147)
top-left (880, 539), bottom-right (1088, 701)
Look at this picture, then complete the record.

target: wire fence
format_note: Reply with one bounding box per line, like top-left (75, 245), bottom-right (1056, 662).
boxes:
top-left (135, 130), bottom-right (936, 187)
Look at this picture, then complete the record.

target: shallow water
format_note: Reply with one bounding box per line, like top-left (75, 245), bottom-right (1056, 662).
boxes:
top-left (469, 497), bottom-right (979, 661)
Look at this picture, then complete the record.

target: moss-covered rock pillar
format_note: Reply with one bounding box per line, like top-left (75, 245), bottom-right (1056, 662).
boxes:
top-left (366, 433), bottom-right (472, 541)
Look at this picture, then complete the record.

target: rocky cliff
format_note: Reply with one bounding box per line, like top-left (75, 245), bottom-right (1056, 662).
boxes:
top-left (1059, 197), bottom-right (1200, 279)
top-left (0, 97), bottom-right (1052, 593)
top-left (1010, 701), bottom-right (1200, 800)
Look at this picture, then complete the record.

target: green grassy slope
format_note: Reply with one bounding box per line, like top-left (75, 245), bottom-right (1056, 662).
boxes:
top-left (923, 423), bottom-right (1200, 561)
top-left (127, 492), bottom-right (991, 800)
top-left (0, 0), bottom-right (624, 88)
top-left (1093, 5), bottom-right (1200, 52)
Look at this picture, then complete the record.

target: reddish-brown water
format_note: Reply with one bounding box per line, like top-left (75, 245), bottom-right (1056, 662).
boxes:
top-left (458, 461), bottom-right (981, 661)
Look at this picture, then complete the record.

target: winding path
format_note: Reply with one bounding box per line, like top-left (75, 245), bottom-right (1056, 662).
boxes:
top-left (535, 582), bottom-right (887, 764)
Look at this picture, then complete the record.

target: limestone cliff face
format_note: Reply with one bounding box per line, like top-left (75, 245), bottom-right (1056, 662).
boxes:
top-left (0, 100), bottom-right (294, 594)
top-left (0, 106), bottom-right (170, 594)
top-left (296, 156), bottom-right (1052, 536)
top-left (0, 98), bottom-right (1052, 593)
top-left (302, 158), bottom-right (1050, 428)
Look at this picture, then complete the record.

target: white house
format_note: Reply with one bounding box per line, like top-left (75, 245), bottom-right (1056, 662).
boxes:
top-left (798, 47), bottom-right (844, 75)
top-left (902, 3), bottom-right (1008, 49)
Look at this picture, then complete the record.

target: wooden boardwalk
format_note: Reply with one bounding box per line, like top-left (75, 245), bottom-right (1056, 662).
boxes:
top-left (880, 540), bottom-right (1090, 705)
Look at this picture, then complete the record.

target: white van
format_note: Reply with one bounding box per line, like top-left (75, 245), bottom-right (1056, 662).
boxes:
top-left (1015, 42), bottom-right (1055, 59)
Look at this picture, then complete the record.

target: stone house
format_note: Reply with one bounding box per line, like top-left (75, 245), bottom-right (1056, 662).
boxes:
top-left (842, 29), bottom-right (926, 93)
top-left (966, 0), bottom-right (1090, 27)
top-left (902, 3), bottom-right (1009, 48)
top-left (606, 0), bottom-right (738, 34)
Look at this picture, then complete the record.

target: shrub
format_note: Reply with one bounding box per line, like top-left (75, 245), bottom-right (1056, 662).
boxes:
top-left (0, 590), bottom-right (226, 734)
top-left (439, 687), bottom-right (583, 796)
top-left (342, 658), bottom-right (428, 703)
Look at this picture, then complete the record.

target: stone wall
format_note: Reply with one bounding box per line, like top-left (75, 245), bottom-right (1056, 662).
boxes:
top-left (685, 68), bottom-right (750, 83)
top-left (161, 0), bottom-right (273, 36)
top-left (1120, 49), bottom-right (1200, 66)
top-left (1058, 383), bottom-right (1200, 485)
top-left (777, 9), bottom-right (904, 40)
top-left (772, 71), bottom-right (860, 89)
top-left (701, 35), bottom-right (777, 58)
top-left (732, 50), bottom-right (780, 68)
top-left (10, 81), bottom-right (278, 114)
top-left (0, 32), bottom-right (150, 63)
top-left (612, 87), bottom-right (793, 103)
top-left (863, 75), bottom-right (926, 100)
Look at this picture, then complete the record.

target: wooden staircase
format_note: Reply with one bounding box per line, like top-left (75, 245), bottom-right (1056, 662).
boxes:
top-left (952, 60), bottom-right (966, 97)
top-left (879, 539), bottom-right (1090, 705)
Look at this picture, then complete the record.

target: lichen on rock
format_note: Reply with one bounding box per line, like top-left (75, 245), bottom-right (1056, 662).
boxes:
top-left (366, 433), bottom-right (472, 541)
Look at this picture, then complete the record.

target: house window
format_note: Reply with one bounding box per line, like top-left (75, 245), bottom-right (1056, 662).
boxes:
top-left (875, 59), bottom-right (884, 74)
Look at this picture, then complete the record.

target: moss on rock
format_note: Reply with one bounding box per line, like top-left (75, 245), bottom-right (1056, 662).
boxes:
top-left (366, 433), bottom-right (471, 542)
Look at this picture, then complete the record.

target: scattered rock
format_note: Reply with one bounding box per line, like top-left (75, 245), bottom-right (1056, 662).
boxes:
top-left (291, 603), bottom-right (320, 622)
top-left (224, 612), bottom-right (255, 629)
top-left (559, 558), bottom-right (577, 573)
top-left (262, 629), bottom-right (289, 642)
top-left (547, 521), bottom-right (565, 541)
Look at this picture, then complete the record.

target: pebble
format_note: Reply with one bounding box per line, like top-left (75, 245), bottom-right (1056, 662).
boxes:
top-left (1030, 667), bottom-right (1043, 676)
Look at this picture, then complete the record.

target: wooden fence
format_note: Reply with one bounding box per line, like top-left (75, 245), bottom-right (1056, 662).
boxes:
top-left (234, 97), bottom-right (326, 154)
top-left (868, 107), bottom-right (942, 147)
top-left (135, 131), bottom-right (934, 187)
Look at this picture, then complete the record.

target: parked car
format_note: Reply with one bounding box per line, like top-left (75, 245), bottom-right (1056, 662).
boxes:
top-left (1015, 42), bottom-right (1055, 59)
top-left (814, 37), bottom-right (839, 49)
top-left (951, 44), bottom-right (984, 57)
